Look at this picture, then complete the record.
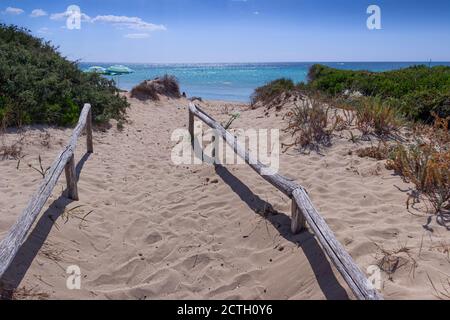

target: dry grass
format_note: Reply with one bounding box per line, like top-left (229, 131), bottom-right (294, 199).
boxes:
top-left (57, 205), bottom-right (93, 230)
top-left (222, 112), bottom-right (240, 130)
top-left (356, 97), bottom-right (401, 137)
top-left (0, 135), bottom-right (24, 160)
top-left (0, 284), bottom-right (49, 300)
top-left (283, 96), bottom-right (337, 152)
top-left (427, 274), bottom-right (450, 299)
top-left (374, 242), bottom-right (418, 281)
top-left (357, 141), bottom-right (394, 161)
top-left (131, 81), bottom-right (158, 101)
top-left (28, 155), bottom-right (50, 179)
top-left (40, 241), bottom-right (65, 264)
top-left (131, 75), bottom-right (181, 101)
top-left (39, 131), bottom-right (51, 149)
top-left (386, 114), bottom-right (450, 217)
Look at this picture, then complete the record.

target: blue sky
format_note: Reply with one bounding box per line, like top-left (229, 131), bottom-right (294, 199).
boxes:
top-left (1, 0), bottom-right (449, 63)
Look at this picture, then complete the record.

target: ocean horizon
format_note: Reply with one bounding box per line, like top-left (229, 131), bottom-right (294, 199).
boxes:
top-left (79, 62), bottom-right (450, 102)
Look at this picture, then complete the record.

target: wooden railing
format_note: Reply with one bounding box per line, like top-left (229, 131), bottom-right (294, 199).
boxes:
top-left (0, 103), bottom-right (93, 278)
top-left (188, 103), bottom-right (383, 300)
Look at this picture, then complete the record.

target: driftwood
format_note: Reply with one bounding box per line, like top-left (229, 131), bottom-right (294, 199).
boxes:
top-left (0, 104), bottom-right (93, 279)
top-left (188, 103), bottom-right (383, 300)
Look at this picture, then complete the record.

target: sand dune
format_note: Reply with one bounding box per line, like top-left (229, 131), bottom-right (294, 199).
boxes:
top-left (0, 96), bottom-right (448, 300)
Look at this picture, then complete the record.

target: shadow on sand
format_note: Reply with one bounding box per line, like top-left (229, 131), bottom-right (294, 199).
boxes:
top-left (0, 153), bottom-right (91, 299)
top-left (214, 164), bottom-right (350, 300)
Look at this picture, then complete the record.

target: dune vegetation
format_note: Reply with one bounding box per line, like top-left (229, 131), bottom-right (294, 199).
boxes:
top-left (0, 24), bottom-right (129, 128)
top-left (307, 64), bottom-right (450, 122)
top-left (252, 65), bottom-right (450, 217)
top-left (252, 64), bottom-right (450, 123)
top-left (130, 75), bottom-right (182, 101)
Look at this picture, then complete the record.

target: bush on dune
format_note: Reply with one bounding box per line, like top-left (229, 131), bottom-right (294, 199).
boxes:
top-left (130, 75), bottom-right (181, 101)
top-left (250, 78), bottom-right (295, 107)
top-left (306, 64), bottom-right (450, 122)
top-left (0, 24), bottom-right (129, 128)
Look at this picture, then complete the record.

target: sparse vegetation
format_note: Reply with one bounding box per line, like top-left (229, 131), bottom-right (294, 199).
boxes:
top-left (386, 114), bottom-right (450, 217)
top-left (222, 112), bottom-right (240, 130)
top-left (251, 78), bottom-right (295, 108)
top-left (58, 205), bottom-right (93, 230)
top-left (0, 136), bottom-right (23, 160)
top-left (374, 242), bottom-right (418, 281)
top-left (28, 155), bottom-right (50, 178)
top-left (357, 141), bottom-right (393, 161)
top-left (0, 284), bottom-right (49, 300)
top-left (427, 274), bottom-right (450, 300)
top-left (355, 97), bottom-right (402, 137)
top-left (283, 96), bottom-right (337, 152)
top-left (131, 75), bottom-right (181, 101)
top-left (0, 24), bottom-right (129, 128)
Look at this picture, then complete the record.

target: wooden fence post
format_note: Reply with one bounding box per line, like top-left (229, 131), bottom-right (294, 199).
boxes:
top-left (65, 154), bottom-right (79, 201)
top-left (86, 108), bottom-right (93, 153)
top-left (211, 134), bottom-right (217, 165)
top-left (189, 110), bottom-right (195, 150)
top-left (291, 199), bottom-right (306, 234)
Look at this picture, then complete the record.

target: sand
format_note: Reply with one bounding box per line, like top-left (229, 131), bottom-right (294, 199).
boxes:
top-left (0, 95), bottom-right (449, 300)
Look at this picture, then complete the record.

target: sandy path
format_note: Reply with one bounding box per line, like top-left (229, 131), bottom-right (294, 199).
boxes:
top-left (0, 96), bottom-right (448, 300)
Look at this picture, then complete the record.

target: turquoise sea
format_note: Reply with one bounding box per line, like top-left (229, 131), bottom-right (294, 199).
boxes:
top-left (79, 62), bottom-right (450, 102)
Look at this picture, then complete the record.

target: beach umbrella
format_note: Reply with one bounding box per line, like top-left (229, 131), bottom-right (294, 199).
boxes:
top-left (106, 65), bottom-right (134, 75)
top-left (84, 66), bottom-right (107, 74)
top-left (105, 65), bottom-right (134, 87)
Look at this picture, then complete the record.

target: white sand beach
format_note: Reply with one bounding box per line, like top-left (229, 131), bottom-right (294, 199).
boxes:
top-left (0, 95), bottom-right (449, 300)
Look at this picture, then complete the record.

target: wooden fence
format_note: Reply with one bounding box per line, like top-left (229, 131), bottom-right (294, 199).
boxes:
top-left (188, 103), bottom-right (383, 300)
top-left (0, 101), bottom-right (383, 300)
top-left (0, 103), bottom-right (93, 278)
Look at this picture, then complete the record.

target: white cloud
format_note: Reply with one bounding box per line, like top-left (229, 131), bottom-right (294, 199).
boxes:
top-left (92, 15), bottom-right (166, 31)
top-left (48, 10), bottom-right (166, 34)
top-left (30, 9), bottom-right (48, 18)
top-left (253, 11), bottom-right (260, 15)
top-left (124, 33), bottom-right (150, 39)
top-left (37, 27), bottom-right (52, 35)
top-left (50, 10), bottom-right (91, 22)
top-left (3, 7), bottom-right (24, 15)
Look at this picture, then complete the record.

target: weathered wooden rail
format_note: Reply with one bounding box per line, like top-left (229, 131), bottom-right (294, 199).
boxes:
top-left (0, 103), bottom-right (93, 278)
top-left (188, 103), bottom-right (383, 300)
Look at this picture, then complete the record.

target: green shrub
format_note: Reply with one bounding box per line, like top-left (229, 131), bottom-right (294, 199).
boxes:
top-left (251, 78), bottom-right (295, 106)
top-left (0, 24), bottom-right (129, 127)
top-left (306, 64), bottom-right (450, 122)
